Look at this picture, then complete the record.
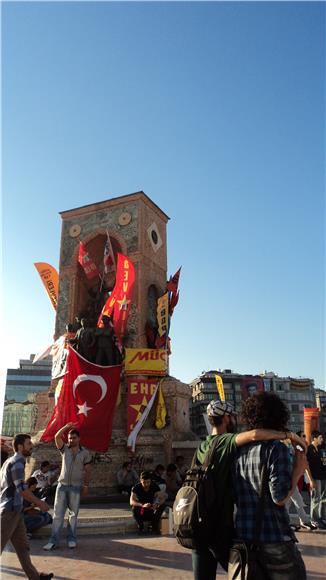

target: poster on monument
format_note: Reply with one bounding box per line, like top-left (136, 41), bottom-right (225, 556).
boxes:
top-left (124, 348), bottom-right (168, 376)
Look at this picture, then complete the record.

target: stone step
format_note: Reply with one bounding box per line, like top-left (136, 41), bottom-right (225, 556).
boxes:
top-left (30, 505), bottom-right (173, 539)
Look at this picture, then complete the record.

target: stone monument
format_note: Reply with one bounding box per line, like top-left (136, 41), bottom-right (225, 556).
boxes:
top-left (32, 192), bottom-right (197, 494)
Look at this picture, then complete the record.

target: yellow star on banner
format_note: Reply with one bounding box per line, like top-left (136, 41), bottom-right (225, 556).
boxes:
top-left (117, 295), bottom-right (130, 311)
top-left (130, 396), bottom-right (149, 421)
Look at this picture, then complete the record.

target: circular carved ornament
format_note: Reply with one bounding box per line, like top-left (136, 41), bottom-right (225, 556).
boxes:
top-left (118, 212), bottom-right (131, 226)
top-left (69, 224), bottom-right (81, 238)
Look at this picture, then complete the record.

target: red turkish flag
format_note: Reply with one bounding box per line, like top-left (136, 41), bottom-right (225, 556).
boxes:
top-left (41, 347), bottom-right (122, 452)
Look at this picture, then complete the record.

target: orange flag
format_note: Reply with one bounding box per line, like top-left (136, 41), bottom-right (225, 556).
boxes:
top-left (34, 262), bottom-right (59, 310)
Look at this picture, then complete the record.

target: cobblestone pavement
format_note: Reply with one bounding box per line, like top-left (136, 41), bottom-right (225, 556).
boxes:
top-left (1, 530), bottom-right (325, 580)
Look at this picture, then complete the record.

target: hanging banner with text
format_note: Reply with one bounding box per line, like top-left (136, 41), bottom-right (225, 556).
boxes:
top-left (34, 262), bottom-right (59, 310)
top-left (157, 292), bottom-right (169, 337)
top-left (98, 253), bottom-right (135, 345)
top-left (215, 374), bottom-right (225, 401)
top-left (124, 348), bottom-right (168, 376)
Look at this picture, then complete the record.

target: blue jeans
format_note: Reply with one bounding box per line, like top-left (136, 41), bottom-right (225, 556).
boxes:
top-left (49, 483), bottom-right (81, 545)
top-left (310, 479), bottom-right (326, 523)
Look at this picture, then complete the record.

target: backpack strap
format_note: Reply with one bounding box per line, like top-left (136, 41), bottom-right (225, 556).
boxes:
top-left (191, 435), bottom-right (221, 470)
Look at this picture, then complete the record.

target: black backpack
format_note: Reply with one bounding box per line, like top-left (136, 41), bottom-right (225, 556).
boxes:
top-left (172, 436), bottom-right (220, 549)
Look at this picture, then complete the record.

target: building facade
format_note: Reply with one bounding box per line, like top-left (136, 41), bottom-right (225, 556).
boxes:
top-left (2, 356), bottom-right (52, 436)
top-left (5, 355), bottom-right (52, 402)
top-left (190, 370), bottom-right (316, 438)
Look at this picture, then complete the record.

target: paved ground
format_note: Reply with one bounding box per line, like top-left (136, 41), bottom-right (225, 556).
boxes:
top-left (1, 530), bottom-right (325, 580)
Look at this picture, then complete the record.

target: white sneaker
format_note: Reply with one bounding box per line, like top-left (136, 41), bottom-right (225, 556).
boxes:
top-left (43, 542), bottom-right (55, 551)
top-left (68, 541), bottom-right (77, 549)
top-left (300, 522), bottom-right (317, 531)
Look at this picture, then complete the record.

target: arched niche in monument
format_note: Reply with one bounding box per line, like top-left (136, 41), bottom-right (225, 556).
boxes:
top-left (73, 232), bottom-right (122, 325)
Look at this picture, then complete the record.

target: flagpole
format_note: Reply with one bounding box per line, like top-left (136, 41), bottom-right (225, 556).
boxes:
top-left (99, 271), bottom-right (104, 293)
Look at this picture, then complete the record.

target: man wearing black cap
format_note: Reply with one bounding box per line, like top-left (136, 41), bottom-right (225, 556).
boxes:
top-left (130, 470), bottom-right (166, 534)
top-left (191, 400), bottom-right (306, 580)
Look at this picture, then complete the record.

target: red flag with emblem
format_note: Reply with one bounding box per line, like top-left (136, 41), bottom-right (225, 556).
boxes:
top-left (112, 254), bottom-right (135, 343)
top-left (98, 253), bottom-right (135, 343)
top-left (166, 267), bottom-right (181, 295)
top-left (78, 241), bottom-right (100, 280)
top-left (41, 347), bottom-right (122, 452)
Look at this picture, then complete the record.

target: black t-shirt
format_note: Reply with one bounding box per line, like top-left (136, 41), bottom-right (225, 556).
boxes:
top-left (131, 482), bottom-right (160, 504)
top-left (307, 444), bottom-right (326, 480)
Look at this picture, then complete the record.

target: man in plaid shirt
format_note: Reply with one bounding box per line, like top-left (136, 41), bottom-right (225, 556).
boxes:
top-left (0, 433), bottom-right (54, 580)
top-left (231, 393), bottom-right (307, 580)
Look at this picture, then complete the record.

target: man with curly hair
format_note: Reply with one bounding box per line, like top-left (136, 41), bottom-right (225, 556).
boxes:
top-left (230, 392), bottom-right (308, 580)
top-left (191, 400), bottom-right (305, 580)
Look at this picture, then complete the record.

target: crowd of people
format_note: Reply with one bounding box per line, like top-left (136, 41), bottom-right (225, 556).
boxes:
top-left (1, 392), bottom-right (326, 580)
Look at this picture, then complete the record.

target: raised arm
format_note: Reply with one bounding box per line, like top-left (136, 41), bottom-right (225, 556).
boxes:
top-left (54, 422), bottom-right (77, 449)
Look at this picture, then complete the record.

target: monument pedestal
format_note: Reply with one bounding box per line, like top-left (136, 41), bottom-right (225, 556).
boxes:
top-left (31, 375), bottom-right (198, 494)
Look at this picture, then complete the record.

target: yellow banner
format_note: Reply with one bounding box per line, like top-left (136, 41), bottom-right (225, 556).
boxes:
top-left (215, 374), bottom-right (225, 401)
top-left (155, 382), bottom-right (167, 429)
top-left (157, 292), bottom-right (169, 337)
top-left (125, 348), bottom-right (168, 376)
top-left (34, 262), bottom-right (59, 310)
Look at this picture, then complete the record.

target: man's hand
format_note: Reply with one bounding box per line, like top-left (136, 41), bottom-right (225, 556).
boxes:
top-left (55, 422), bottom-right (78, 449)
top-left (288, 432), bottom-right (307, 452)
top-left (309, 478), bottom-right (317, 490)
top-left (142, 502), bottom-right (152, 509)
top-left (63, 422), bottom-right (78, 431)
top-left (293, 449), bottom-right (308, 479)
top-left (37, 500), bottom-right (50, 513)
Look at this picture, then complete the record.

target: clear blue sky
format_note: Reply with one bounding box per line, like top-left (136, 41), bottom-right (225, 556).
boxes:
top-left (2, 2), bottom-right (325, 411)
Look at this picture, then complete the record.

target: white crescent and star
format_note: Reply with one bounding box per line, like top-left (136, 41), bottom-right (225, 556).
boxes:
top-left (72, 374), bottom-right (108, 417)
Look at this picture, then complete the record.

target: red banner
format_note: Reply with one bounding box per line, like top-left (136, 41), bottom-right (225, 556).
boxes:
top-left (41, 347), bottom-right (122, 452)
top-left (78, 241), bottom-right (99, 280)
top-left (98, 253), bottom-right (135, 344)
top-left (127, 378), bottom-right (159, 435)
top-left (166, 267), bottom-right (181, 295)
